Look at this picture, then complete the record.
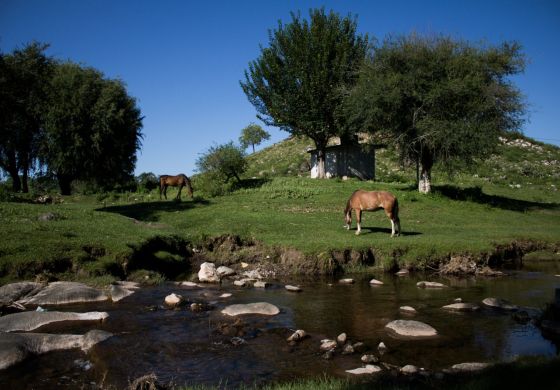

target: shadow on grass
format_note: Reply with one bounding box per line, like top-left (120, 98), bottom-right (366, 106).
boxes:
top-left (98, 197), bottom-right (210, 222)
top-left (433, 184), bottom-right (559, 212)
top-left (351, 227), bottom-right (421, 236)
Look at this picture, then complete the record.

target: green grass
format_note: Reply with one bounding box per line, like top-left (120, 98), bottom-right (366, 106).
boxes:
top-left (1, 174), bottom-right (558, 282)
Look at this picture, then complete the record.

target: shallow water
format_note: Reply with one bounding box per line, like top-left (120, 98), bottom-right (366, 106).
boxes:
top-left (1, 262), bottom-right (559, 389)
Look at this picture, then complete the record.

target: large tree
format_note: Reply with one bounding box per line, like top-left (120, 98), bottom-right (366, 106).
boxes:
top-left (196, 141), bottom-right (247, 183)
top-left (42, 62), bottom-right (143, 194)
top-left (345, 34), bottom-right (525, 193)
top-left (241, 8), bottom-right (369, 178)
top-left (0, 42), bottom-right (53, 192)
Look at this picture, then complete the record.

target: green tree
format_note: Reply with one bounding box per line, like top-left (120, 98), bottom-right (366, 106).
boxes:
top-left (239, 123), bottom-right (270, 153)
top-left (241, 8), bottom-right (369, 178)
top-left (42, 62), bottom-right (143, 195)
top-left (345, 34), bottom-right (525, 193)
top-left (136, 172), bottom-right (159, 192)
top-left (196, 141), bottom-right (247, 183)
top-left (0, 42), bottom-right (53, 192)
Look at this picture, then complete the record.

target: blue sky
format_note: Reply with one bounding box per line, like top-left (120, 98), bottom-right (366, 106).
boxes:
top-left (1, 0), bottom-right (559, 176)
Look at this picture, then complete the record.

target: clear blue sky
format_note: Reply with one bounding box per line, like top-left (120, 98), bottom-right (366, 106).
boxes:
top-left (1, 0), bottom-right (559, 176)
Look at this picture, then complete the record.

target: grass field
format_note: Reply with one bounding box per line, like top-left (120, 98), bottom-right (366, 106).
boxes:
top-left (1, 175), bottom-right (558, 284)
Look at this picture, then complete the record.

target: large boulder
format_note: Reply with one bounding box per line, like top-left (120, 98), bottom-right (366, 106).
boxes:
top-left (0, 330), bottom-right (112, 370)
top-left (385, 320), bottom-right (438, 338)
top-left (221, 302), bottom-right (279, 316)
top-left (0, 282), bottom-right (44, 304)
top-left (0, 311), bottom-right (108, 332)
top-left (198, 262), bottom-right (220, 283)
top-left (18, 282), bottom-right (108, 306)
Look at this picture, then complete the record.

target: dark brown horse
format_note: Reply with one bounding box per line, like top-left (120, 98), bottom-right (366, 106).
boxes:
top-left (159, 174), bottom-right (193, 200)
top-left (344, 190), bottom-right (401, 237)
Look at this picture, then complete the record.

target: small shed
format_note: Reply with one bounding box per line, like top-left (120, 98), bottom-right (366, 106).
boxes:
top-left (307, 144), bottom-right (376, 180)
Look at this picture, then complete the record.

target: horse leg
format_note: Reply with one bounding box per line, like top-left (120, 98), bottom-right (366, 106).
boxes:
top-left (163, 185), bottom-right (168, 200)
top-left (385, 209), bottom-right (399, 237)
top-left (355, 209), bottom-right (362, 235)
top-left (176, 185), bottom-right (183, 200)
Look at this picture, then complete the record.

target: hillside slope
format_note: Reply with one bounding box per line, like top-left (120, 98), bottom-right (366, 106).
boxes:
top-left (246, 134), bottom-right (560, 190)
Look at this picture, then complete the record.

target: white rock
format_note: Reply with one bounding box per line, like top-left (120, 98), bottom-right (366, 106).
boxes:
top-left (164, 293), bottom-right (183, 306)
top-left (345, 365), bottom-right (382, 375)
top-left (287, 329), bottom-right (307, 342)
top-left (179, 281), bottom-right (199, 287)
top-left (399, 306), bottom-right (417, 313)
top-left (233, 280), bottom-right (247, 287)
top-left (361, 354), bottom-right (378, 363)
top-left (378, 341), bottom-right (387, 351)
top-left (442, 303), bottom-right (480, 312)
top-left (451, 362), bottom-right (490, 372)
top-left (416, 281), bottom-right (447, 288)
top-left (337, 332), bottom-right (347, 345)
top-left (221, 302), bottom-right (279, 316)
top-left (254, 281), bottom-right (269, 288)
top-left (320, 339), bottom-right (337, 351)
top-left (369, 278), bottom-right (384, 285)
top-left (240, 262), bottom-right (249, 268)
top-left (401, 365), bottom-right (419, 374)
top-left (285, 285), bottom-right (302, 292)
top-left (219, 293), bottom-right (232, 298)
top-left (0, 311), bottom-right (108, 332)
top-left (216, 266), bottom-right (236, 277)
top-left (198, 262), bottom-right (220, 283)
top-left (395, 269), bottom-right (409, 276)
top-left (385, 320), bottom-right (438, 337)
top-left (339, 278), bottom-right (354, 284)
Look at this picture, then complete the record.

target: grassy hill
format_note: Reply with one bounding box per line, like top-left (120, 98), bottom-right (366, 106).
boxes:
top-left (0, 134), bottom-right (559, 284)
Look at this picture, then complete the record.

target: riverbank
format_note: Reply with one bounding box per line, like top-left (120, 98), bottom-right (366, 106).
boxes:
top-left (1, 177), bottom-right (559, 284)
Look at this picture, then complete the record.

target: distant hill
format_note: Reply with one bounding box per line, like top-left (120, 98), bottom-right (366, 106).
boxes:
top-left (245, 134), bottom-right (560, 188)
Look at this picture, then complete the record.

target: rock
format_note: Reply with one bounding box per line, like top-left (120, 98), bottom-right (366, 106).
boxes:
top-left (0, 311), bottom-right (108, 332)
top-left (416, 281), bottom-right (447, 288)
top-left (198, 262), bottom-right (220, 283)
top-left (253, 281), bottom-right (268, 288)
top-left (385, 320), bottom-right (438, 338)
top-left (190, 303), bottom-right (203, 312)
top-left (337, 332), bottom-right (347, 345)
top-left (476, 267), bottom-right (505, 277)
top-left (0, 282), bottom-right (44, 305)
top-left (243, 270), bottom-right (264, 280)
top-left (401, 365), bottom-right (419, 374)
top-left (18, 282), bottom-right (108, 306)
top-left (216, 266), bottom-right (236, 278)
top-left (240, 262), bottom-right (249, 268)
top-left (339, 278), bottom-right (354, 284)
top-left (369, 278), bottom-right (384, 285)
top-left (353, 342), bottom-right (366, 353)
top-left (395, 269), bottom-right (409, 276)
top-left (115, 281), bottom-right (140, 290)
top-left (110, 285), bottom-right (135, 302)
top-left (0, 330), bottom-right (112, 370)
top-left (38, 212), bottom-right (57, 221)
top-left (361, 354), bottom-right (379, 363)
top-left (219, 293), bottom-right (232, 298)
top-left (320, 339), bottom-right (337, 351)
top-left (346, 365), bottom-right (382, 375)
top-left (451, 362), bottom-right (490, 372)
top-left (400, 306), bottom-right (417, 313)
top-left (442, 303), bottom-right (480, 312)
top-left (454, 298), bottom-right (463, 303)
top-left (233, 280), bottom-right (247, 287)
top-left (164, 293), bottom-right (183, 306)
top-left (178, 281), bottom-right (199, 287)
top-left (342, 344), bottom-right (355, 355)
top-left (221, 302), bottom-right (279, 316)
top-left (287, 329), bottom-right (307, 342)
top-left (322, 349), bottom-right (335, 360)
top-left (482, 297), bottom-right (518, 311)
top-left (378, 341), bottom-right (387, 352)
top-left (285, 285), bottom-right (302, 292)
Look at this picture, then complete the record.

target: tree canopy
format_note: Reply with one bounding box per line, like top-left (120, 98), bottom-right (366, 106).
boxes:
top-left (345, 34), bottom-right (526, 192)
top-left (42, 62), bottom-right (143, 194)
top-left (239, 123), bottom-right (270, 153)
top-left (196, 141), bottom-right (247, 183)
top-left (241, 8), bottom-right (369, 178)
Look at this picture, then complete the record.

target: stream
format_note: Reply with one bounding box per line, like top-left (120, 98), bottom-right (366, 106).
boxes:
top-left (0, 261), bottom-right (559, 389)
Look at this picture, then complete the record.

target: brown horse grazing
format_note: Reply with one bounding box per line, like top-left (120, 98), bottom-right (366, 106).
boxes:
top-left (344, 190), bottom-right (401, 237)
top-left (159, 174), bottom-right (193, 200)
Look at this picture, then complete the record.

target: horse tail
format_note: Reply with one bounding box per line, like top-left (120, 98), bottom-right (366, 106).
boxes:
top-left (344, 197), bottom-right (353, 225)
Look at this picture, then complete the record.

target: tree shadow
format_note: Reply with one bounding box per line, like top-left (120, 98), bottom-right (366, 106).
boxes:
top-left (98, 198), bottom-right (210, 222)
top-left (353, 227), bottom-right (422, 236)
top-left (231, 177), bottom-right (270, 191)
top-left (433, 185), bottom-right (559, 212)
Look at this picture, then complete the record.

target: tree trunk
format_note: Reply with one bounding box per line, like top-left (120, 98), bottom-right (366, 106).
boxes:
top-left (317, 148), bottom-right (326, 179)
top-left (5, 152), bottom-right (21, 192)
top-left (418, 152), bottom-right (433, 194)
top-left (57, 174), bottom-right (73, 195)
top-left (22, 169), bottom-right (29, 193)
